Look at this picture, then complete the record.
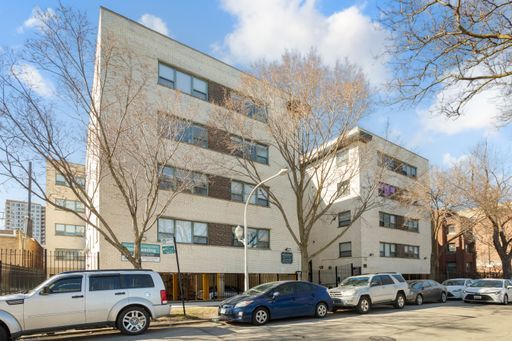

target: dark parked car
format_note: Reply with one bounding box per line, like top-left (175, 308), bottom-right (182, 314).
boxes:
top-left (407, 280), bottom-right (447, 305)
top-left (218, 281), bottom-right (333, 325)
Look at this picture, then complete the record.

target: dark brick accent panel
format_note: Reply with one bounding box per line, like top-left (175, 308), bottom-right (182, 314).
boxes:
top-left (208, 81), bottom-right (230, 107)
top-left (209, 175), bottom-right (231, 201)
top-left (209, 223), bottom-right (233, 246)
top-left (208, 126), bottom-right (231, 154)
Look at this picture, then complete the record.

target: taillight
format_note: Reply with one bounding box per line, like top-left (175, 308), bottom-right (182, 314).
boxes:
top-left (160, 290), bottom-right (168, 304)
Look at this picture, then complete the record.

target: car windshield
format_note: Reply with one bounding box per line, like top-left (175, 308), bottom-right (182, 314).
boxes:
top-left (470, 280), bottom-right (503, 288)
top-left (340, 277), bottom-right (369, 287)
top-left (443, 280), bottom-right (466, 286)
top-left (245, 282), bottom-right (276, 295)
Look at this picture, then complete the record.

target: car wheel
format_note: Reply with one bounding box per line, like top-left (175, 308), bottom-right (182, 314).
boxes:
top-left (356, 296), bottom-right (371, 314)
top-left (252, 307), bottom-right (270, 325)
top-left (394, 292), bottom-right (406, 309)
top-left (117, 306), bottom-right (150, 336)
top-left (415, 294), bottom-right (423, 306)
top-left (0, 325), bottom-right (10, 341)
top-left (440, 292), bottom-right (447, 303)
top-left (315, 302), bottom-right (328, 318)
top-left (503, 294), bottom-right (509, 305)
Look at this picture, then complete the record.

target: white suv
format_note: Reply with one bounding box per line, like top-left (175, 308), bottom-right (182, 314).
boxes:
top-left (329, 273), bottom-right (408, 314)
top-left (0, 269), bottom-right (170, 340)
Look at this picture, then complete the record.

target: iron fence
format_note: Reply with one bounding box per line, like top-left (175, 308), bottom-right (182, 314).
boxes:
top-left (0, 249), bottom-right (99, 295)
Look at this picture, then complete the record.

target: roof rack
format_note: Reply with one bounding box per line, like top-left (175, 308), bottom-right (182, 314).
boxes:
top-left (59, 269), bottom-right (154, 274)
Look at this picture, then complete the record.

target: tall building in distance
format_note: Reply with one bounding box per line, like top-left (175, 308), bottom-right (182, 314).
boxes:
top-left (4, 199), bottom-right (46, 245)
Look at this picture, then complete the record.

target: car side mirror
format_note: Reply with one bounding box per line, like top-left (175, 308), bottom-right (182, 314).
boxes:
top-left (370, 282), bottom-right (379, 287)
top-left (40, 286), bottom-right (50, 295)
top-left (272, 291), bottom-right (280, 299)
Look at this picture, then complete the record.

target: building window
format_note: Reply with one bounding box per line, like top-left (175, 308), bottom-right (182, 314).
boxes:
top-left (232, 227), bottom-right (270, 249)
top-left (404, 218), bottom-right (419, 232)
top-left (338, 211), bottom-right (351, 227)
top-left (378, 182), bottom-right (400, 199)
top-left (159, 165), bottom-right (208, 195)
top-left (231, 180), bottom-right (269, 207)
top-left (337, 180), bottom-right (350, 197)
top-left (157, 62), bottom-right (208, 101)
top-left (55, 224), bottom-right (85, 237)
top-left (55, 249), bottom-right (83, 261)
top-left (55, 199), bottom-right (85, 213)
top-left (231, 136), bottom-right (269, 165)
top-left (176, 122), bottom-right (208, 148)
top-left (380, 242), bottom-right (419, 259)
top-left (447, 262), bottom-right (457, 274)
top-left (447, 224), bottom-right (456, 234)
top-left (55, 173), bottom-right (85, 188)
top-left (157, 217), bottom-right (208, 244)
top-left (339, 242), bottom-right (352, 257)
top-left (380, 153), bottom-right (417, 178)
top-left (231, 93), bottom-right (268, 122)
top-left (336, 149), bottom-right (349, 167)
top-left (379, 212), bottom-right (397, 228)
top-left (448, 243), bottom-right (456, 253)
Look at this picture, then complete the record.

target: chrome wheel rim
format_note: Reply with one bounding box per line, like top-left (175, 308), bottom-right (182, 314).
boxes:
top-left (360, 299), bottom-right (369, 312)
top-left (442, 293), bottom-right (447, 302)
top-left (317, 304), bottom-right (327, 317)
top-left (255, 310), bottom-right (267, 324)
top-left (122, 310), bottom-right (147, 333)
top-left (417, 295), bottom-right (423, 305)
top-left (397, 295), bottom-right (405, 307)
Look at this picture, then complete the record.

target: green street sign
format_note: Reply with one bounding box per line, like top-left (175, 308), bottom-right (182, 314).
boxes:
top-left (162, 245), bottom-right (176, 255)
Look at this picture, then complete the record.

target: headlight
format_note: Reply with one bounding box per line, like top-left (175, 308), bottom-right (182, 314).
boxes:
top-left (235, 300), bottom-right (253, 308)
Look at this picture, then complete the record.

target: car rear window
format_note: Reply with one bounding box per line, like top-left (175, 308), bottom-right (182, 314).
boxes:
top-left (392, 274), bottom-right (405, 283)
top-left (381, 275), bottom-right (394, 285)
top-left (89, 275), bottom-right (121, 291)
top-left (122, 274), bottom-right (155, 289)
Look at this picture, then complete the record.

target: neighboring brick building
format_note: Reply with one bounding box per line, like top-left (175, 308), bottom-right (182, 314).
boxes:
top-left (437, 215), bottom-right (477, 280)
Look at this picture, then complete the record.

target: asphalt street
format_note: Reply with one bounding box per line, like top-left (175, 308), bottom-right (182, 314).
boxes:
top-left (22, 301), bottom-right (512, 341)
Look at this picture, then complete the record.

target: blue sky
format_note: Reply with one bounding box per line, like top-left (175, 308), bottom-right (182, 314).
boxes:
top-left (1, 0), bottom-right (511, 223)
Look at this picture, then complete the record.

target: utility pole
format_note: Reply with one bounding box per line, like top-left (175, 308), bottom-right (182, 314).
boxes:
top-left (26, 161), bottom-right (33, 238)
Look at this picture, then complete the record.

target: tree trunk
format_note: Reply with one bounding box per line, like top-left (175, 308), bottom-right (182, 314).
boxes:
top-left (132, 238), bottom-right (142, 269)
top-left (300, 245), bottom-right (309, 281)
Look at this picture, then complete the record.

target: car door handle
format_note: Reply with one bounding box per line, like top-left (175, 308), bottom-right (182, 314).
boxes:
top-left (115, 292), bottom-right (126, 296)
top-left (72, 295), bottom-right (83, 299)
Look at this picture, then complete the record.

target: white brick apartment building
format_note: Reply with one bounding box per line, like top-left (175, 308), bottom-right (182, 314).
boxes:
top-left (4, 200), bottom-right (45, 245)
top-left (85, 8), bottom-right (300, 300)
top-left (308, 128), bottom-right (431, 285)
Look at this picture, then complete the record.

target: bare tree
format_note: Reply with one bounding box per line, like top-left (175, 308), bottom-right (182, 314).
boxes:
top-left (210, 51), bottom-right (379, 279)
top-left (382, 1), bottom-right (512, 120)
top-left (451, 143), bottom-right (512, 278)
top-left (400, 167), bottom-right (475, 280)
top-left (0, 5), bottom-right (193, 268)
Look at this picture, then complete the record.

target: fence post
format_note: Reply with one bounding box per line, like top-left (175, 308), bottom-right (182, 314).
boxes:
top-left (43, 249), bottom-right (47, 278)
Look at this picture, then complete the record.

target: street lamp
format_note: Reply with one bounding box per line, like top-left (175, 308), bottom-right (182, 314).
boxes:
top-left (235, 168), bottom-right (289, 292)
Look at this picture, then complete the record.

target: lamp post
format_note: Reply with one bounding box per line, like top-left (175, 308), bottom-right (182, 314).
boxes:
top-left (235, 168), bottom-right (289, 292)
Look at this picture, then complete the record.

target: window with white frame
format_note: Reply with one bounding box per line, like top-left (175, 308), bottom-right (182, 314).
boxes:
top-left (231, 180), bottom-right (269, 207)
top-left (159, 165), bottom-right (208, 195)
top-left (338, 211), bottom-right (351, 227)
top-left (339, 242), bottom-right (352, 257)
top-left (336, 149), bottom-right (349, 167)
top-left (55, 199), bottom-right (85, 213)
top-left (232, 227), bottom-right (270, 249)
top-left (55, 224), bottom-right (85, 237)
top-left (230, 136), bottom-right (269, 165)
top-left (337, 180), bottom-right (350, 197)
top-left (157, 217), bottom-right (208, 244)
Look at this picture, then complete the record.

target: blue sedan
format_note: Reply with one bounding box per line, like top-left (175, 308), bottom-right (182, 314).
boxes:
top-left (218, 281), bottom-right (333, 325)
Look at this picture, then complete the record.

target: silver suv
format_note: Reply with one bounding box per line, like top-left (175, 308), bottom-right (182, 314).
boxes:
top-left (0, 269), bottom-right (170, 340)
top-left (329, 273), bottom-right (408, 314)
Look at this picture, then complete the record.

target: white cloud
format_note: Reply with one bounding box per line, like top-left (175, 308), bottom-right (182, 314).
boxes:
top-left (418, 85), bottom-right (502, 136)
top-left (442, 153), bottom-right (468, 167)
top-left (139, 14), bottom-right (169, 36)
top-left (215, 0), bottom-right (389, 86)
top-left (17, 7), bottom-right (56, 33)
top-left (12, 64), bottom-right (54, 98)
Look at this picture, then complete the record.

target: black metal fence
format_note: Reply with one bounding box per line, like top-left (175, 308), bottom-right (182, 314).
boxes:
top-left (0, 249), bottom-right (99, 295)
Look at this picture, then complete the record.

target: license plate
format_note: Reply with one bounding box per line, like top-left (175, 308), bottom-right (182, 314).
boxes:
top-left (220, 308), bottom-right (227, 314)
top-left (474, 295), bottom-right (482, 299)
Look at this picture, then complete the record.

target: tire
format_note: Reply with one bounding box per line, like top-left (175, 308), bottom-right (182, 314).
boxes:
top-left (0, 325), bottom-right (10, 341)
top-left (394, 292), bottom-right (406, 309)
top-left (503, 294), bottom-right (509, 305)
top-left (315, 302), bottom-right (328, 318)
top-left (415, 294), bottom-right (423, 306)
top-left (117, 306), bottom-right (150, 336)
top-left (252, 307), bottom-right (270, 325)
top-left (440, 292), bottom-right (447, 303)
top-left (356, 296), bottom-right (371, 314)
